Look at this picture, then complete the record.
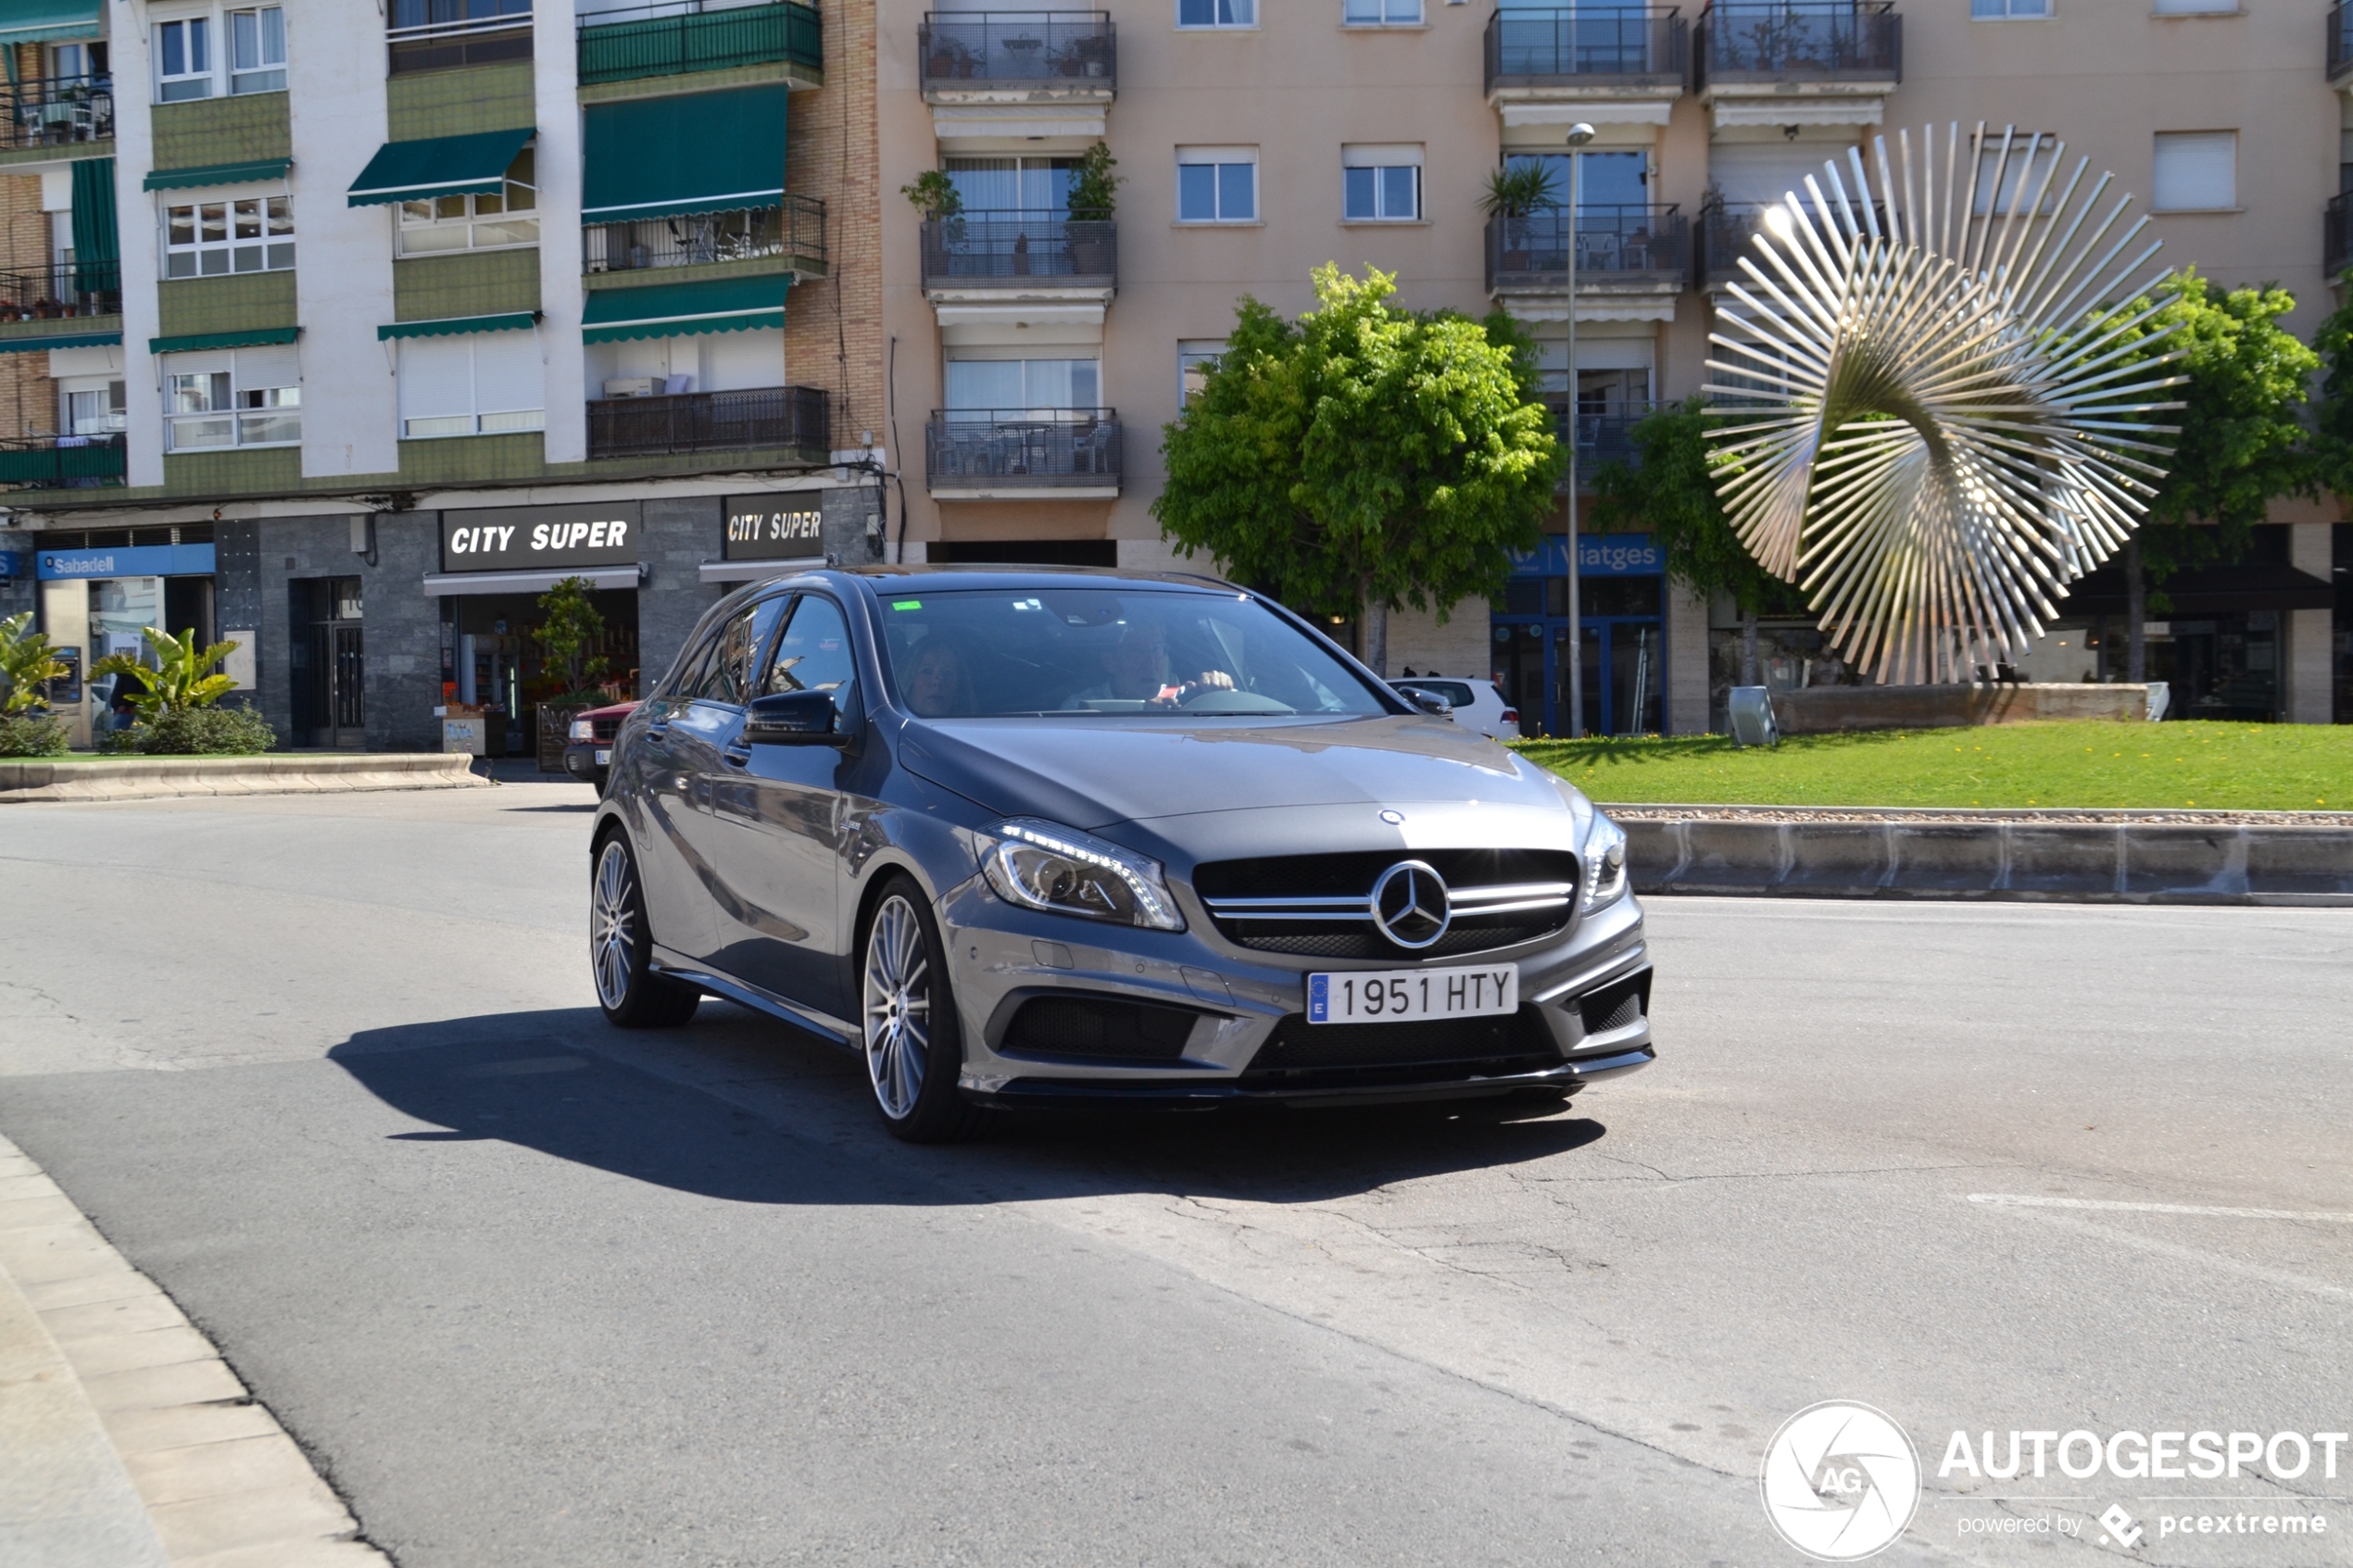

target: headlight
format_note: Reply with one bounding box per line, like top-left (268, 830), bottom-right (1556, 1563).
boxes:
top-left (569, 718), bottom-right (596, 742)
top-left (1581, 814), bottom-right (1629, 911)
top-left (980, 818), bottom-right (1186, 933)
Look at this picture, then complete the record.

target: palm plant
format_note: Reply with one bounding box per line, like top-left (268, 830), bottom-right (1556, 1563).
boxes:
top-left (1479, 161), bottom-right (1564, 220)
top-left (0, 611), bottom-right (69, 714)
top-left (90, 625), bottom-right (239, 721)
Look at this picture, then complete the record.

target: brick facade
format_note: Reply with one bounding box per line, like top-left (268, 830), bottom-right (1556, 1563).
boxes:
top-left (0, 170), bottom-right (54, 439)
top-left (785, 0), bottom-right (881, 454)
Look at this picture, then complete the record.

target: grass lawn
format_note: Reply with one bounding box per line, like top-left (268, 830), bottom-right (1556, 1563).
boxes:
top-left (1514, 721), bottom-right (2353, 810)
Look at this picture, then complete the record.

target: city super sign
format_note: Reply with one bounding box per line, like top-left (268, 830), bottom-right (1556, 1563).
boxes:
top-left (440, 502), bottom-right (643, 572)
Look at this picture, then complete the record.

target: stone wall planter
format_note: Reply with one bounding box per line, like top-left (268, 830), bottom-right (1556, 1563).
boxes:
top-left (0, 753), bottom-right (494, 805)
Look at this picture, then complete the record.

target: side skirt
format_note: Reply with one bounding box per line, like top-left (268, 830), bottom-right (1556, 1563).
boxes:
top-left (649, 946), bottom-right (859, 1048)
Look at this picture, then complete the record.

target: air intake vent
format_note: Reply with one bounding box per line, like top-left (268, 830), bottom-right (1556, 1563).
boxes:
top-left (1000, 995), bottom-right (1202, 1062)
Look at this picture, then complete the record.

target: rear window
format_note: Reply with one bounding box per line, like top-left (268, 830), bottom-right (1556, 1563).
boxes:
top-left (1398, 680), bottom-right (1476, 708)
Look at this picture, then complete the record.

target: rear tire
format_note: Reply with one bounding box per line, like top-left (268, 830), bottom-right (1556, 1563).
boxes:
top-left (591, 832), bottom-right (701, 1028)
top-left (859, 876), bottom-right (983, 1144)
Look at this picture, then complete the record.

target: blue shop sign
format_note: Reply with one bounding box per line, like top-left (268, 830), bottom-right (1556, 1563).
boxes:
top-left (35, 543), bottom-right (218, 581)
top-left (0, 550), bottom-right (21, 580)
top-left (1508, 533), bottom-right (1663, 580)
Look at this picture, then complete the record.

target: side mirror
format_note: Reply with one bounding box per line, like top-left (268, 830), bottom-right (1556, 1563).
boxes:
top-left (744, 690), bottom-right (849, 746)
top-left (1399, 687), bottom-right (1453, 717)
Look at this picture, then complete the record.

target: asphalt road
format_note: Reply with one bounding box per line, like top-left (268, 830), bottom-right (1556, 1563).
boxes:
top-left (2, 782), bottom-right (2348, 1567)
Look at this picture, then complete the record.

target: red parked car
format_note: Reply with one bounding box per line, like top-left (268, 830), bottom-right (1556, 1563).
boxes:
top-left (563, 700), bottom-right (638, 791)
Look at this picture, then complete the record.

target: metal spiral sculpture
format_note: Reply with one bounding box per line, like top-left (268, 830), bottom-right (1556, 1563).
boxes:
top-left (1705, 124), bottom-right (2185, 684)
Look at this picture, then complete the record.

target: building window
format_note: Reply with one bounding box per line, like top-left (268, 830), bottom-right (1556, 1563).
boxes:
top-left (1343, 0), bottom-right (1422, 23)
top-left (1179, 340), bottom-right (1226, 403)
top-left (157, 18), bottom-right (213, 101)
top-left (164, 195), bottom-right (295, 278)
top-left (64, 381), bottom-right (126, 435)
top-left (1176, 148), bottom-right (1256, 222)
top-left (1343, 145), bottom-right (1422, 221)
top-left (946, 356), bottom-right (1101, 412)
top-left (1177, 0), bottom-right (1254, 27)
top-left (2151, 0), bottom-right (2233, 12)
top-left (1970, 135), bottom-right (2058, 215)
top-left (1969, 0), bottom-right (2049, 16)
top-left (228, 6), bottom-right (287, 94)
top-left (50, 41), bottom-right (108, 82)
top-left (396, 149), bottom-right (537, 254)
top-left (2152, 131), bottom-right (2235, 211)
top-left (163, 345), bottom-right (300, 450)
top-left (397, 332), bottom-right (544, 439)
top-left (943, 154), bottom-right (1075, 215)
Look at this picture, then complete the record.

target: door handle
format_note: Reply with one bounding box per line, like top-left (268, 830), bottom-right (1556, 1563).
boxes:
top-left (722, 744), bottom-right (751, 769)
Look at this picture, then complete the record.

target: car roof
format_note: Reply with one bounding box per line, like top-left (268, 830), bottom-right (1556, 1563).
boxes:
top-left (832, 564), bottom-right (1239, 593)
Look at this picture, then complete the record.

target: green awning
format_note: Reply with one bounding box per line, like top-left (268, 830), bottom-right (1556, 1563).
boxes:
top-left (149, 326), bottom-right (300, 354)
top-left (378, 312), bottom-right (537, 341)
top-left (0, 0), bottom-right (101, 45)
top-left (582, 85), bottom-right (785, 223)
top-left (346, 128), bottom-right (534, 208)
top-left (581, 275), bottom-right (788, 344)
top-left (0, 329), bottom-right (119, 353)
top-left (145, 158), bottom-right (292, 192)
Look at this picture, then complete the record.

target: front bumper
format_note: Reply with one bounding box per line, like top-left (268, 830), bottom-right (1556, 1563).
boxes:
top-left (938, 878), bottom-right (1655, 1108)
top-left (562, 743), bottom-right (609, 787)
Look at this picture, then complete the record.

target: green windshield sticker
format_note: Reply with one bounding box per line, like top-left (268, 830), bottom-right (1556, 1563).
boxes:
top-left (891, 599), bottom-right (923, 610)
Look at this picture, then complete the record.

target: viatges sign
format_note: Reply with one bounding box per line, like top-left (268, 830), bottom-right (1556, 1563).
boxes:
top-left (440, 501), bottom-right (643, 573)
top-left (723, 495), bottom-right (825, 561)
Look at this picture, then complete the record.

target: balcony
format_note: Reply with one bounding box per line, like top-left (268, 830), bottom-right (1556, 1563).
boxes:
top-left (2329, 194), bottom-right (2352, 281)
top-left (388, 0), bottom-right (534, 75)
top-left (577, 0), bottom-right (823, 88)
top-left (921, 213), bottom-right (1116, 311)
top-left (0, 263), bottom-right (123, 354)
top-left (584, 195), bottom-right (827, 277)
top-left (2334, 2), bottom-right (2353, 85)
top-left (1486, 207), bottom-right (1687, 320)
top-left (0, 433), bottom-right (127, 491)
top-left (1697, 2), bottom-right (1899, 129)
top-left (921, 11), bottom-right (1114, 103)
top-left (585, 384), bottom-right (830, 459)
top-left (1485, 8), bottom-right (1687, 108)
top-left (1698, 200), bottom-right (1761, 289)
top-left (925, 408), bottom-right (1122, 498)
top-left (1544, 397), bottom-right (1658, 480)
top-left (1, 77), bottom-right (113, 152)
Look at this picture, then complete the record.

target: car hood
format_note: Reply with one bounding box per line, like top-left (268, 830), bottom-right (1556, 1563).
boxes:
top-left (894, 713), bottom-right (1570, 832)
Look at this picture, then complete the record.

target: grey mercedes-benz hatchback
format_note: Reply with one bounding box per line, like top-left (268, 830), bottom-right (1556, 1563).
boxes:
top-left (588, 567), bottom-right (1654, 1142)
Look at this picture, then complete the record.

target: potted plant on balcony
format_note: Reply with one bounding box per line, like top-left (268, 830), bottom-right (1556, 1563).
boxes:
top-left (1479, 161), bottom-right (1562, 276)
top-left (1065, 143), bottom-right (1120, 278)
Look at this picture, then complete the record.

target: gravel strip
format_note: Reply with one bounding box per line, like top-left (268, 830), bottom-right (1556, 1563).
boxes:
top-left (1596, 803), bottom-right (2353, 827)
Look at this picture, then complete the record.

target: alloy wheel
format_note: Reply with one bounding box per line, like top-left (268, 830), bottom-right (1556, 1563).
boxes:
top-left (592, 839), bottom-right (636, 1010)
top-left (862, 894), bottom-right (931, 1120)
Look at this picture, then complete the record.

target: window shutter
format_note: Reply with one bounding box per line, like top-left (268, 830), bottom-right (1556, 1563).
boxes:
top-left (234, 343), bottom-right (301, 394)
top-left (471, 332), bottom-right (543, 416)
top-left (399, 337), bottom-right (475, 422)
top-left (2152, 132), bottom-right (2234, 212)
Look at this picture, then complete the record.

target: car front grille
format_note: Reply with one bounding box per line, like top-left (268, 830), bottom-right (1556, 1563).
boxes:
top-left (593, 717), bottom-right (623, 742)
top-left (1241, 1005), bottom-right (1560, 1082)
top-left (1192, 849), bottom-right (1579, 960)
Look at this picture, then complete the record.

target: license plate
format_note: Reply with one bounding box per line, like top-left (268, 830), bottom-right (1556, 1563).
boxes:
top-left (1306, 964), bottom-right (1518, 1025)
top-left (594, 748), bottom-right (611, 765)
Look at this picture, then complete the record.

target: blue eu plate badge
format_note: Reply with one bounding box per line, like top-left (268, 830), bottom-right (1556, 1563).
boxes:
top-left (1307, 973), bottom-right (1330, 1023)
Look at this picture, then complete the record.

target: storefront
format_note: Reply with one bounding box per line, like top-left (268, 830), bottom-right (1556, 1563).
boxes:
top-left (700, 493), bottom-right (827, 585)
top-left (423, 500), bottom-right (645, 758)
top-left (35, 534), bottom-right (220, 748)
top-left (1495, 533), bottom-right (1666, 737)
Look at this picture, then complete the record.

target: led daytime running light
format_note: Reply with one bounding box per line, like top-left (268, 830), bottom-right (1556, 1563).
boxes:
top-left (1582, 819), bottom-right (1629, 911)
top-left (983, 819), bottom-right (1186, 933)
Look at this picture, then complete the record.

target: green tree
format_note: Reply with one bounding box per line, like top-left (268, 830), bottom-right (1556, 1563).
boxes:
top-left (1590, 396), bottom-right (1795, 686)
top-left (1153, 265), bottom-right (1564, 674)
top-left (0, 610), bottom-right (69, 715)
top-left (2105, 271), bottom-right (2319, 682)
top-left (534, 575), bottom-right (610, 699)
top-left (90, 625), bottom-right (240, 721)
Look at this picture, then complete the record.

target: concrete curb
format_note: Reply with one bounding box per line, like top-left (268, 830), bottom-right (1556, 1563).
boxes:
top-left (0, 752), bottom-right (493, 806)
top-left (0, 1135), bottom-right (392, 1568)
top-left (1606, 809), bottom-right (2353, 905)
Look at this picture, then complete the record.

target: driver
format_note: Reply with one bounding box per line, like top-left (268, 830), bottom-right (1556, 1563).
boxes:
top-left (1072, 620), bottom-right (1235, 708)
top-left (902, 636), bottom-right (975, 718)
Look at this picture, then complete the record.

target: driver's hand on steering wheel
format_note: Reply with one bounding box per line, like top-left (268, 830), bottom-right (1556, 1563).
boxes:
top-left (1151, 670), bottom-right (1238, 707)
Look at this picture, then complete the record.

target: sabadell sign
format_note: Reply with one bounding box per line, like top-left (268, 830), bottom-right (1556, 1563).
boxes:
top-left (440, 501), bottom-right (643, 573)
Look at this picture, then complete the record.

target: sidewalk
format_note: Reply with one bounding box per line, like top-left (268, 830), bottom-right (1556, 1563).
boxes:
top-left (0, 1135), bottom-right (388, 1568)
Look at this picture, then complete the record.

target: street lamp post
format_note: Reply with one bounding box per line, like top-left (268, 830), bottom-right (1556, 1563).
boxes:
top-left (1562, 121), bottom-right (1595, 740)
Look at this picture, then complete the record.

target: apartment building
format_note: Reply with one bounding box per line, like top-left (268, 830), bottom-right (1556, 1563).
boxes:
top-left (877, 0), bottom-right (2351, 732)
top-left (0, 0), bottom-right (883, 752)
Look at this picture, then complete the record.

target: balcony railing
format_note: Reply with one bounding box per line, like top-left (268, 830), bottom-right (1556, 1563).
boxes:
top-left (584, 195), bottom-right (826, 274)
top-left (1700, 1), bottom-right (1899, 86)
top-left (577, 0), bottom-right (823, 85)
top-left (388, 0), bottom-right (534, 73)
top-left (1699, 200), bottom-right (1760, 287)
top-left (2333, 2), bottom-right (2353, 82)
top-left (1544, 397), bottom-right (1659, 476)
top-left (0, 433), bottom-right (127, 490)
top-left (586, 384), bottom-right (830, 458)
top-left (0, 77), bottom-right (113, 150)
top-left (2329, 193), bottom-right (2353, 281)
top-left (0, 262), bottom-right (122, 321)
top-left (925, 408), bottom-right (1122, 489)
top-left (919, 11), bottom-right (1115, 93)
top-left (1486, 207), bottom-right (1688, 292)
top-left (921, 213), bottom-right (1116, 291)
top-left (1484, 8), bottom-right (1688, 94)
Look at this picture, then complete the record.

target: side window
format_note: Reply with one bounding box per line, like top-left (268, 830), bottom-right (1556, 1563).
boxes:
top-left (685, 597), bottom-right (788, 706)
top-left (760, 596), bottom-right (858, 699)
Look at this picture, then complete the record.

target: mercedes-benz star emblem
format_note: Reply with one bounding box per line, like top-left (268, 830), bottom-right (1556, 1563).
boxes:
top-left (1369, 860), bottom-right (1451, 950)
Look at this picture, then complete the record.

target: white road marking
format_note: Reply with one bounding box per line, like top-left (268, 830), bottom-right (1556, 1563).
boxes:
top-left (1968, 1194), bottom-right (2353, 1223)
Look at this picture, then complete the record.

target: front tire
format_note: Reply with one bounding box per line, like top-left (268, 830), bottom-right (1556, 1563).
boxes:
top-left (859, 877), bottom-right (981, 1143)
top-left (591, 832), bottom-right (700, 1028)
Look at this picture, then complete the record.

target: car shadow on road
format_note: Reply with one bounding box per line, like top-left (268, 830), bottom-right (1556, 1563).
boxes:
top-left (328, 1006), bottom-right (1613, 1209)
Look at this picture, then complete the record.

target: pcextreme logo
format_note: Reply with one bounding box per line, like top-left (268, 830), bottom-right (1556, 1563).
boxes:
top-left (1760, 1401), bottom-right (1923, 1562)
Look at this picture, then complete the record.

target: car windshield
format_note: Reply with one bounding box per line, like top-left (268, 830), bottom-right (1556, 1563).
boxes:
top-left (877, 587), bottom-right (1390, 718)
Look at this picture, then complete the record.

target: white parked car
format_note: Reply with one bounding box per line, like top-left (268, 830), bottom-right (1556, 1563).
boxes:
top-left (1391, 677), bottom-right (1521, 741)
